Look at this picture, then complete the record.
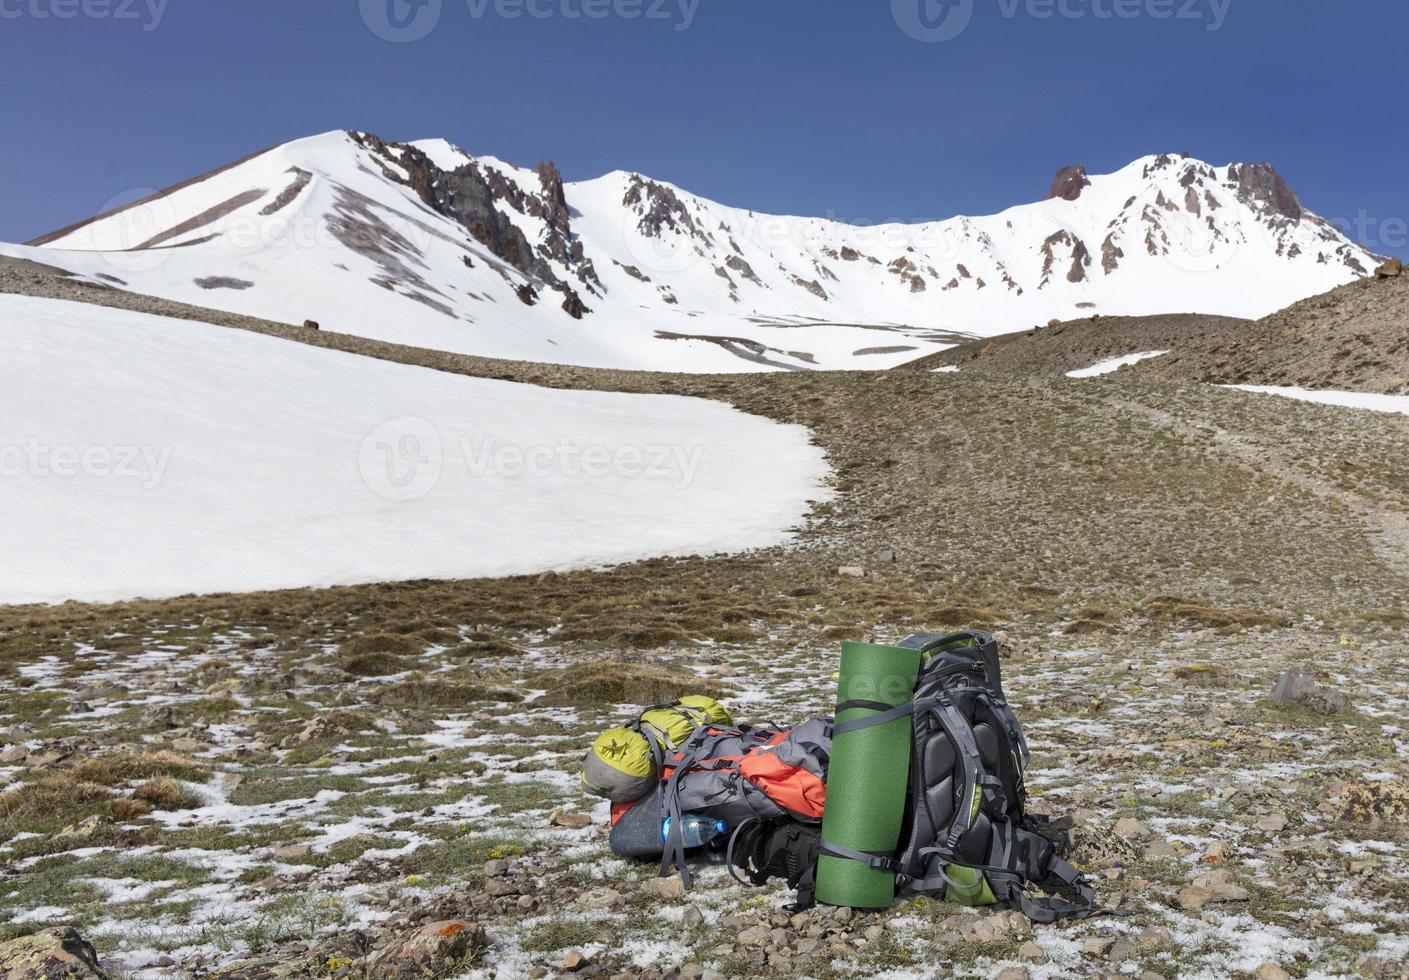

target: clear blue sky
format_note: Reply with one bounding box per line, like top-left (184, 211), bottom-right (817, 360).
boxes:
top-left (2, 0), bottom-right (1404, 257)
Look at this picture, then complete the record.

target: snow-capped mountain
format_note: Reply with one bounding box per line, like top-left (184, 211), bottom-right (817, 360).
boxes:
top-left (2, 130), bottom-right (1379, 372)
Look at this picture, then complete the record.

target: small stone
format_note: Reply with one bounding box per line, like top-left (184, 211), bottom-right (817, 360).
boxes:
top-left (560, 950), bottom-right (590, 971)
top-left (577, 889), bottom-right (617, 912)
top-left (1255, 965), bottom-right (1292, 980)
top-left (1255, 812), bottom-right (1289, 832)
top-left (640, 876), bottom-right (686, 900)
top-left (483, 858), bottom-right (511, 877)
top-left (1018, 941), bottom-right (1046, 962)
top-left (0, 744), bottom-right (28, 763)
top-left (876, 547), bottom-right (899, 564)
top-left (53, 815), bottom-right (115, 841)
top-left (737, 925), bottom-right (770, 946)
top-left (681, 905), bottom-right (705, 927)
top-left (1114, 817), bottom-right (1148, 839)
top-left (837, 566), bottom-right (866, 578)
top-left (548, 808), bottom-right (591, 829)
top-left (1143, 840), bottom-right (1179, 860)
top-left (995, 969), bottom-right (1029, 980)
top-left (170, 737), bottom-right (205, 753)
top-left (1177, 885), bottom-right (1215, 910)
top-left (272, 844), bottom-right (310, 859)
top-left (1081, 936), bottom-right (1115, 957)
top-left (679, 964), bottom-right (704, 979)
top-left (1138, 926), bottom-right (1174, 950)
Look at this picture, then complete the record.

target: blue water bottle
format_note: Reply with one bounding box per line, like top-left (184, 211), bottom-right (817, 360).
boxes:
top-left (663, 815), bottom-right (727, 848)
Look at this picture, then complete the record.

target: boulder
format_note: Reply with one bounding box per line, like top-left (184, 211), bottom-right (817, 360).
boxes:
top-left (0, 927), bottom-right (108, 979)
top-left (1375, 258), bottom-right (1403, 279)
top-left (363, 920), bottom-right (486, 979)
top-left (1271, 667), bottom-right (1348, 715)
top-left (1342, 781), bottom-right (1409, 825)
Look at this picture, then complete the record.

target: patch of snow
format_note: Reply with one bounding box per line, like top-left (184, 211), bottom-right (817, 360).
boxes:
top-left (1066, 350), bottom-right (1171, 378)
top-left (1227, 385), bottom-right (1409, 416)
top-left (0, 296), bottom-right (832, 604)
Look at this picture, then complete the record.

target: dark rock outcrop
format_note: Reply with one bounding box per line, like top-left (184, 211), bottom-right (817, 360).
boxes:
top-left (1046, 164), bottom-right (1091, 202)
top-left (1230, 162), bottom-right (1301, 221)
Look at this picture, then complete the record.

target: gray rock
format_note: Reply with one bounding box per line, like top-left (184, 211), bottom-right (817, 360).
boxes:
top-left (0, 927), bottom-right (108, 978)
top-left (1271, 667), bottom-right (1348, 715)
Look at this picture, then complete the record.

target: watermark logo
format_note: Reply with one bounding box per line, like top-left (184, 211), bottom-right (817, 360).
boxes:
top-left (360, 0), bottom-right (699, 40)
top-left (1152, 193), bottom-right (1244, 275)
top-left (356, 418), bottom-right (707, 501)
top-left (0, 0), bottom-right (169, 31)
top-left (0, 440), bottom-right (173, 490)
top-left (892, 0), bottom-right (975, 43)
top-left (358, 417), bottom-right (443, 501)
top-left (78, 187), bottom-right (182, 277)
top-left (893, 0), bottom-right (1231, 42)
top-left (360, 0), bottom-right (443, 42)
top-left (1330, 211), bottom-right (1408, 256)
top-left (460, 437), bottom-right (703, 489)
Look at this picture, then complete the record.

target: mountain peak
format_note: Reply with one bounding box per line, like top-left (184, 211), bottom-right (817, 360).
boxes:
top-left (1046, 164), bottom-right (1091, 202)
top-left (3, 131), bottom-right (1380, 372)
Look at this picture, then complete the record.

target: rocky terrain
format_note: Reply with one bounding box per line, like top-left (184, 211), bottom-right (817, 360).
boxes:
top-left (2, 273), bottom-right (1408, 978)
top-left (902, 262), bottom-right (1409, 394)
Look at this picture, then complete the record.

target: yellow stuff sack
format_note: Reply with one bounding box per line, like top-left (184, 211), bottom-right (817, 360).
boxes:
top-left (581, 727), bottom-right (657, 803)
top-left (640, 696), bottom-right (733, 749)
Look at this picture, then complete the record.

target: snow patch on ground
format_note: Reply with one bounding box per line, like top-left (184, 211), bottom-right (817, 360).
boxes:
top-left (1227, 385), bottom-right (1409, 416)
top-left (1066, 350), bottom-right (1170, 378)
top-left (0, 296), bottom-right (832, 604)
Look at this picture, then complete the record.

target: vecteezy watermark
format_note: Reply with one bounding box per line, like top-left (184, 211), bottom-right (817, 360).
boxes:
top-left (361, 0), bottom-right (698, 41)
top-left (0, 0), bottom-right (169, 31)
top-left (460, 437), bottom-right (704, 490)
top-left (891, 0), bottom-right (975, 43)
top-left (893, 0), bottom-right (1231, 42)
top-left (465, 0), bottom-right (699, 30)
top-left (1330, 211), bottom-right (1409, 255)
top-left (360, 0), bottom-right (443, 42)
top-left (358, 417), bottom-right (444, 502)
top-left (357, 417), bottom-right (706, 501)
top-left (0, 440), bottom-right (173, 490)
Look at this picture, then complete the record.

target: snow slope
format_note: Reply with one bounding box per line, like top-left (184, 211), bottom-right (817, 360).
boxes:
top-left (0, 296), bottom-right (832, 604)
top-left (0, 131), bottom-right (1380, 372)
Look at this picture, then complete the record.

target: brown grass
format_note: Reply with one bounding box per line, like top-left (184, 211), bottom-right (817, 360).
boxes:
top-left (534, 660), bottom-right (724, 708)
top-left (132, 777), bottom-right (201, 812)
